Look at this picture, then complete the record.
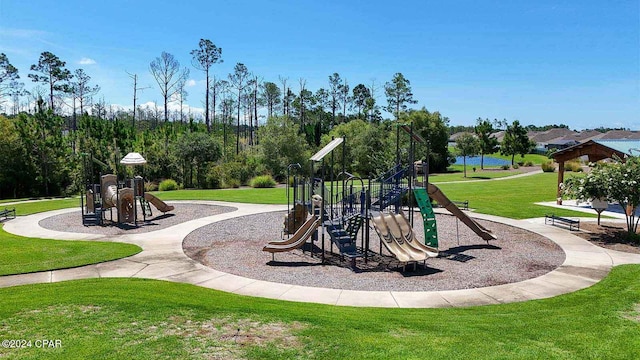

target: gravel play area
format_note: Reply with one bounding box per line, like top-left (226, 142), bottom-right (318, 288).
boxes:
top-left (183, 211), bottom-right (565, 291)
top-left (39, 203), bottom-right (237, 235)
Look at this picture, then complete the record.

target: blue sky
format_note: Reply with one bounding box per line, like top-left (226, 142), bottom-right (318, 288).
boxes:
top-left (1, 0), bottom-right (638, 130)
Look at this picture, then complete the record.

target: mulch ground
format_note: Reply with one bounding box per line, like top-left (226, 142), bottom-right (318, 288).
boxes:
top-left (575, 221), bottom-right (640, 254)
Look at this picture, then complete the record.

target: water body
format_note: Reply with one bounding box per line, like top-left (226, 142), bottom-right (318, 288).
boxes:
top-left (454, 156), bottom-right (510, 166)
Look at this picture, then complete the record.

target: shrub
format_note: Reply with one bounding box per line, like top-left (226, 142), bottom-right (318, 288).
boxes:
top-left (250, 175), bottom-right (277, 188)
top-left (525, 161), bottom-right (534, 167)
top-left (566, 161), bottom-right (583, 172)
top-left (517, 161), bottom-right (525, 166)
top-left (501, 165), bottom-right (510, 170)
top-left (145, 182), bottom-right (158, 192)
top-left (225, 178), bottom-right (241, 188)
top-left (541, 161), bottom-right (556, 172)
top-left (205, 165), bottom-right (224, 189)
top-left (158, 179), bottom-right (179, 191)
top-left (513, 163), bottom-right (520, 169)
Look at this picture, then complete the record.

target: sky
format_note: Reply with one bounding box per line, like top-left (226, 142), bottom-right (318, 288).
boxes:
top-left (0, 0), bottom-right (638, 130)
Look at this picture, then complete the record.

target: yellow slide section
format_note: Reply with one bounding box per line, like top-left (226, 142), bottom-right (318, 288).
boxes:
top-left (144, 193), bottom-right (175, 213)
top-left (263, 215), bottom-right (320, 253)
top-left (427, 183), bottom-right (496, 241)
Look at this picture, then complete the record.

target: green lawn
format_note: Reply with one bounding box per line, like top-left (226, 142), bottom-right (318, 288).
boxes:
top-left (436, 172), bottom-right (594, 219)
top-left (0, 265), bottom-right (639, 359)
top-left (8, 198), bottom-right (80, 216)
top-left (428, 169), bottom-right (525, 182)
top-left (0, 226), bottom-right (141, 276)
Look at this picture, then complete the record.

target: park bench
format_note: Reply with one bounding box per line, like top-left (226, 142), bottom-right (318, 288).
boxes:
top-left (0, 207), bottom-right (16, 222)
top-left (452, 200), bottom-right (469, 210)
top-left (545, 214), bottom-right (580, 231)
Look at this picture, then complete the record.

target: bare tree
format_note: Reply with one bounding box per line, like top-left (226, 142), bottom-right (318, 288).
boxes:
top-left (69, 68), bottom-right (100, 131)
top-left (191, 39), bottom-right (223, 132)
top-left (278, 75), bottom-right (288, 116)
top-left (175, 69), bottom-right (189, 123)
top-left (150, 51), bottom-right (188, 123)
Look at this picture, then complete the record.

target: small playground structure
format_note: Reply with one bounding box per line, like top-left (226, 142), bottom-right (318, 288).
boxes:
top-left (81, 152), bottom-right (174, 226)
top-left (263, 124), bottom-right (496, 271)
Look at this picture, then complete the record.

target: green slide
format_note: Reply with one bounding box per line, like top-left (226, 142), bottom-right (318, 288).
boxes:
top-left (413, 188), bottom-right (438, 248)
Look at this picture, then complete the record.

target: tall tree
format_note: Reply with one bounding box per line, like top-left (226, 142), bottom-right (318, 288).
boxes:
top-left (474, 118), bottom-right (499, 169)
top-left (501, 120), bottom-right (534, 166)
top-left (228, 63), bottom-right (250, 155)
top-left (328, 72), bottom-right (342, 126)
top-left (339, 79), bottom-right (350, 120)
top-left (352, 84), bottom-right (371, 119)
top-left (191, 39), bottom-right (223, 132)
top-left (28, 51), bottom-right (72, 113)
top-left (0, 53), bottom-right (19, 108)
top-left (150, 51), bottom-right (188, 124)
top-left (406, 108), bottom-right (452, 173)
top-left (384, 72), bottom-right (417, 120)
top-left (15, 99), bottom-right (70, 196)
top-left (455, 133), bottom-right (481, 178)
top-left (261, 81), bottom-right (281, 119)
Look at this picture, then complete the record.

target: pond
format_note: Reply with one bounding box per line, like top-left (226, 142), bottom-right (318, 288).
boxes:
top-left (453, 156), bottom-right (511, 167)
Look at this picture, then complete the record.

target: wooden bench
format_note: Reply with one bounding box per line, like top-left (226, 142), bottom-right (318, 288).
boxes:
top-left (0, 207), bottom-right (16, 221)
top-left (545, 214), bottom-right (580, 231)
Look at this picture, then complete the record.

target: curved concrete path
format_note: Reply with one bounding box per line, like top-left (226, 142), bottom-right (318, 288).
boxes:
top-left (2, 200), bottom-right (640, 308)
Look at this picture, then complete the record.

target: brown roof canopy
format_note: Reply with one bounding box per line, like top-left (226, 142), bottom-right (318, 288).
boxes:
top-left (551, 140), bottom-right (627, 163)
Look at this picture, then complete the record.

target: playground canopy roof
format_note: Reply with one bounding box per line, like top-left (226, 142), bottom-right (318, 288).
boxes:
top-left (551, 139), bottom-right (640, 204)
top-left (551, 139), bottom-right (640, 163)
top-left (310, 137), bottom-right (344, 162)
top-left (120, 152), bottom-right (147, 165)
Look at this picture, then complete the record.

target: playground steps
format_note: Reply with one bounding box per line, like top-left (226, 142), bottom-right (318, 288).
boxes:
top-left (323, 217), bottom-right (363, 258)
top-left (82, 209), bottom-right (102, 226)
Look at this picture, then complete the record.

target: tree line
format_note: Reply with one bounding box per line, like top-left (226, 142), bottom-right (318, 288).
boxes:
top-left (0, 41), bottom-right (535, 199)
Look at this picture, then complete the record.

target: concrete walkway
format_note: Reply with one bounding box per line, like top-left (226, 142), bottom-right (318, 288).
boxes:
top-left (2, 200), bottom-right (640, 308)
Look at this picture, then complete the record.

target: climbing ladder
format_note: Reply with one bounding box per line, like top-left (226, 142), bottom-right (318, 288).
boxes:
top-left (413, 188), bottom-right (439, 248)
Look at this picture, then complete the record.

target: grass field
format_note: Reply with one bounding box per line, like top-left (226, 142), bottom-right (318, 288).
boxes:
top-left (0, 226), bottom-right (141, 276)
top-left (436, 172), bottom-right (594, 219)
top-left (0, 169), bottom-right (634, 359)
top-left (0, 266), bottom-right (639, 359)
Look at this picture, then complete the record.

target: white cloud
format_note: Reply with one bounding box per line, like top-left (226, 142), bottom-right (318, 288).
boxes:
top-left (79, 57), bottom-right (96, 65)
top-left (187, 79), bottom-right (197, 87)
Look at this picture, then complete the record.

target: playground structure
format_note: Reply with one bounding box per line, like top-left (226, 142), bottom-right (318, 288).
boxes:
top-left (263, 124), bottom-right (496, 270)
top-left (81, 152), bottom-right (174, 226)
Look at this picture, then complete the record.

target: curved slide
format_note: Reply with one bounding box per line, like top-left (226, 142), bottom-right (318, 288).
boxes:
top-left (372, 214), bottom-right (437, 263)
top-left (391, 212), bottom-right (439, 257)
top-left (263, 215), bottom-right (320, 253)
top-left (144, 193), bottom-right (175, 213)
top-left (424, 183), bottom-right (496, 241)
